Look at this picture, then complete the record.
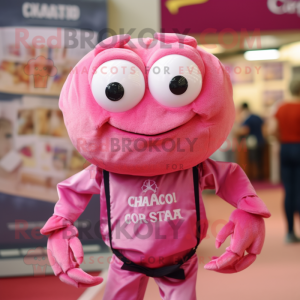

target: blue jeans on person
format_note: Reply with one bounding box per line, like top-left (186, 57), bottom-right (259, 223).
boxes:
top-left (280, 143), bottom-right (300, 233)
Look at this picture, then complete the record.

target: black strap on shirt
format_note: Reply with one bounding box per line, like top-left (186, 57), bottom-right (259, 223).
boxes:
top-left (103, 166), bottom-right (201, 280)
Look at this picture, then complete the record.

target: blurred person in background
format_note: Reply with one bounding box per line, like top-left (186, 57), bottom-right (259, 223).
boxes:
top-left (273, 77), bottom-right (300, 243)
top-left (235, 102), bottom-right (265, 180)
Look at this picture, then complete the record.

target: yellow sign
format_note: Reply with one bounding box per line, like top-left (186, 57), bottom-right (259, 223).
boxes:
top-left (165, 0), bottom-right (209, 14)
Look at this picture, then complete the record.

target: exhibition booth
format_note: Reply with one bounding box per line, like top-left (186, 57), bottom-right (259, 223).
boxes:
top-left (0, 0), bottom-right (300, 288)
top-left (161, 0), bottom-right (300, 183)
top-left (0, 0), bottom-right (110, 277)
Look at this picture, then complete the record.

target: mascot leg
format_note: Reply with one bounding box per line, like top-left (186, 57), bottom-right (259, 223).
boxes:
top-left (154, 254), bottom-right (198, 300)
top-left (103, 255), bottom-right (149, 300)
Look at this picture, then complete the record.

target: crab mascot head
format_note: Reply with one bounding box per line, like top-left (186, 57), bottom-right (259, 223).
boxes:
top-left (59, 33), bottom-right (234, 176)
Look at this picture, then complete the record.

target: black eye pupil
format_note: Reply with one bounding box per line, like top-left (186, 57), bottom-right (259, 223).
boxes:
top-left (105, 82), bottom-right (124, 101)
top-left (169, 76), bottom-right (188, 95)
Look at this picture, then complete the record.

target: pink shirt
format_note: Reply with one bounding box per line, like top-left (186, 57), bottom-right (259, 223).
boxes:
top-left (54, 159), bottom-right (258, 268)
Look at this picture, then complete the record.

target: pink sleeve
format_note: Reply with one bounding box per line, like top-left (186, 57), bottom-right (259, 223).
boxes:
top-left (54, 165), bottom-right (102, 222)
top-left (200, 158), bottom-right (271, 218)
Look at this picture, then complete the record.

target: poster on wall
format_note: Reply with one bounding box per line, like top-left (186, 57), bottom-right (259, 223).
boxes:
top-left (161, 0), bottom-right (300, 33)
top-left (223, 63), bottom-right (254, 84)
top-left (0, 0), bottom-right (109, 276)
top-left (263, 62), bottom-right (284, 81)
top-left (0, 95), bottom-right (85, 199)
top-left (262, 90), bottom-right (284, 118)
top-left (0, 27), bottom-right (98, 96)
top-left (263, 90), bottom-right (284, 108)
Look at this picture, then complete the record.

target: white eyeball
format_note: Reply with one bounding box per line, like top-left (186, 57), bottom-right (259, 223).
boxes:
top-left (91, 60), bottom-right (145, 113)
top-left (148, 55), bottom-right (202, 108)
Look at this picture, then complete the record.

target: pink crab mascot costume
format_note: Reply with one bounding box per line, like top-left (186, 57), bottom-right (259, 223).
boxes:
top-left (41, 33), bottom-right (271, 299)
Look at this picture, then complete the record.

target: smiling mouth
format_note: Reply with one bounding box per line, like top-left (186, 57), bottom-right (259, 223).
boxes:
top-left (107, 115), bottom-right (196, 137)
top-left (108, 124), bottom-right (183, 137)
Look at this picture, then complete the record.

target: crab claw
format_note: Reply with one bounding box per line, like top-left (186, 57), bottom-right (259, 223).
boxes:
top-left (205, 251), bottom-right (257, 274)
top-left (59, 269), bottom-right (103, 288)
top-left (41, 216), bottom-right (103, 288)
top-left (205, 209), bottom-right (265, 273)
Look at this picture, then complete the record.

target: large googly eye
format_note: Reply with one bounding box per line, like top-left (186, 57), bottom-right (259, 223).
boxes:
top-left (91, 60), bottom-right (145, 113)
top-left (148, 55), bottom-right (202, 108)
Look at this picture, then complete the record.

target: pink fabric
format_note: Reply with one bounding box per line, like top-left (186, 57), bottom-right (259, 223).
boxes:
top-left (204, 209), bottom-right (265, 273)
top-left (88, 48), bottom-right (146, 87)
top-left (96, 34), bottom-right (131, 53)
top-left (59, 34), bottom-right (235, 176)
top-left (99, 167), bottom-right (207, 268)
top-left (54, 165), bottom-right (101, 222)
top-left (154, 32), bottom-right (198, 48)
top-left (45, 222), bottom-right (103, 287)
top-left (201, 159), bottom-right (271, 218)
top-left (40, 215), bottom-right (72, 235)
top-left (41, 159), bottom-right (270, 278)
top-left (50, 159), bottom-right (271, 229)
top-left (103, 254), bottom-right (198, 300)
top-left (40, 33), bottom-right (271, 292)
top-left (238, 196), bottom-right (271, 218)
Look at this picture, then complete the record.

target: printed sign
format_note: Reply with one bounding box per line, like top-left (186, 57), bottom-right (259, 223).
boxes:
top-left (161, 0), bottom-right (300, 33)
top-left (0, 1), bottom-right (108, 273)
